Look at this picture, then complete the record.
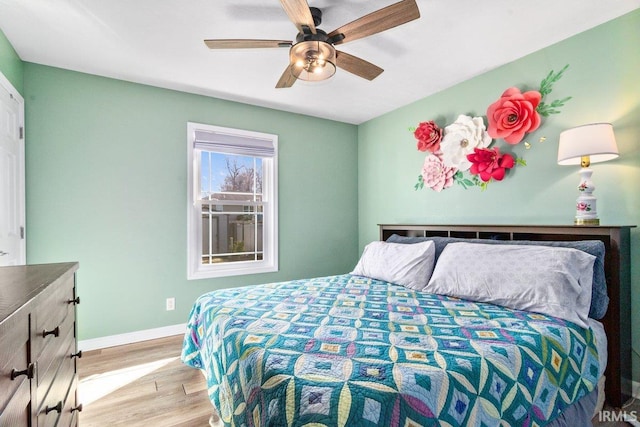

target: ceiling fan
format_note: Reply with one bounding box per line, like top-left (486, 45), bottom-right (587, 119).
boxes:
top-left (204, 0), bottom-right (420, 88)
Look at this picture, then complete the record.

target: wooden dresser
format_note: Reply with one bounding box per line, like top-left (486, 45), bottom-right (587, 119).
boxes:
top-left (0, 262), bottom-right (81, 427)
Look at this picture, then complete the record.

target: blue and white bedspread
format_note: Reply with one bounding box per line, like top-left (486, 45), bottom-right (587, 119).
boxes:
top-left (181, 274), bottom-right (599, 427)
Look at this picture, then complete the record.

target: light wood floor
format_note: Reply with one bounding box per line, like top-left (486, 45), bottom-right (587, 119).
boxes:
top-left (77, 335), bottom-right (213, 427)
top-left (78, 335), bottom-right (639, 427)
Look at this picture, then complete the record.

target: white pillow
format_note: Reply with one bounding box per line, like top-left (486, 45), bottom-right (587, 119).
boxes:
top-left (426, 242), bottom-right (595, 328)
top-left (351, 240), bottom-right (436, 290)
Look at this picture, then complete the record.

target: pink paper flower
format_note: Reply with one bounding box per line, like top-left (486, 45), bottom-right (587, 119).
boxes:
top-left (421, 153), bottom-right (457, 192)
top-left (486, 87), bottom-right (542, 144)
top-left (467, 147), bottom-right (515, 182)
top-left (414, 121), bottom-right (443, 153)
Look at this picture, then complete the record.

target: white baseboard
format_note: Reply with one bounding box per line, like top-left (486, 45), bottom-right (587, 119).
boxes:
top-left (78, 323), bottom-right (186, 352)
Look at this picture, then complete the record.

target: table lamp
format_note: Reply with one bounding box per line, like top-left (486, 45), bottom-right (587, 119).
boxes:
top-left (557, 123), bottom-right (619, 225)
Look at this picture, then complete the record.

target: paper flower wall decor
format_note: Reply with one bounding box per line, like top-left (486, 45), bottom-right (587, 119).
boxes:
top-left (413, 65), bottom-right (571, 191)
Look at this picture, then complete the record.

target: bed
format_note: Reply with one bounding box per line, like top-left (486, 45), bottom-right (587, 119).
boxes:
top-left (182, 224), bottom-right (633, 427)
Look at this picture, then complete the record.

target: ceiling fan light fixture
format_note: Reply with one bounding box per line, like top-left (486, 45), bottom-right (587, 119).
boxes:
top-left (289, 40), bottom-right (336, 82)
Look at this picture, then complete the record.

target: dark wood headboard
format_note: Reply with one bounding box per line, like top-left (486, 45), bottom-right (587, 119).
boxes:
top-left (379, 224), bottom-right (634, 408)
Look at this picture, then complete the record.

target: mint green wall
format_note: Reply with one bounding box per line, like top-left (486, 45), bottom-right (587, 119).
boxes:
top-left (359, 10), bottom-right (640, 384)
top-left (23, 63), bottom-right (358, 340)
top-left (0, 28), bottom-right (24, 94)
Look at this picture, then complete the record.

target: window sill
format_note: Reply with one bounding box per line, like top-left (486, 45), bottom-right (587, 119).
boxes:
top-left (187, 261), bottom-right (278, 280)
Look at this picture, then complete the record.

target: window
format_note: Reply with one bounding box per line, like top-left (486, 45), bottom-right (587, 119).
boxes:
top-left (187, 122), bottom-right (278, 279)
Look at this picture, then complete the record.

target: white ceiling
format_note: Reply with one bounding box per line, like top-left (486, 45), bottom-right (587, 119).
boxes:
top-left (1, 0), bottom-right (638, 124)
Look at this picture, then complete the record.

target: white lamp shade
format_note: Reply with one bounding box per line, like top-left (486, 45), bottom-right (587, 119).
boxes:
top-left (557, 123), bottom-right (619, 165)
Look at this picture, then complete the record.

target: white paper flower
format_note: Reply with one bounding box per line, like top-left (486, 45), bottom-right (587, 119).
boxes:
top-left (440, 115), bottom-right (492, 171)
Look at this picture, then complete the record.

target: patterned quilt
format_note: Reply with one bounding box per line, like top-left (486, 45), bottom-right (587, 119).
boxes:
top-left (181, 274), bottom-right (599, 427)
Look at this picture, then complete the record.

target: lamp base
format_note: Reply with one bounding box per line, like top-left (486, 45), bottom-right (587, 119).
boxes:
top-left (573, 167), bottom-right (600, 227)
top-left (574, 218), bottom-right (600, 226)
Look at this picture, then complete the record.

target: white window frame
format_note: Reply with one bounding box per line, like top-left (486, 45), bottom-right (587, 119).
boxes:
top-left (187, 122), bottom-right (278, 280)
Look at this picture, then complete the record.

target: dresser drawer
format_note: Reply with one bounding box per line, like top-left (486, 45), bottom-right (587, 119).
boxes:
top-left (36, 336), bottom-right (78, 427)
top-left (0, 308), bottom-right (30, 414)
top-left (36, 313), bottom-right (75, 404)
top-left (32, 273), bottom-right (75, 361)
top-left (57, 375), bottom-right (79, 427)
top-left (0, 378), bottom-right (30, 427)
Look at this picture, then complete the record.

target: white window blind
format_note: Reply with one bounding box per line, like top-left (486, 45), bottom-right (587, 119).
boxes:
top-left (193, 129), bottom-right (276, 157)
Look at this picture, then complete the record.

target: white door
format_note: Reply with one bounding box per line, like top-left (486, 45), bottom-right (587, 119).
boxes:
top-left (0, 72), bottom-right (25, 266)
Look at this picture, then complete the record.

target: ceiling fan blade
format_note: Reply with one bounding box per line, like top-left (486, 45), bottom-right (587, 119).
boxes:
top-left (279, 0), bottom-right (317, 34)
top-left (204, 39), bottom-right (292, 49)
top-left (335, 51), bottom-right (384, 80)
top-left (275, 65), bottom-right (300, 88)
top-left (328, 0), bottom-right (420, 45)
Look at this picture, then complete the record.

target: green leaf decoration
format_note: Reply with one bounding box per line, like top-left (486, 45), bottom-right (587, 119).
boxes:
top-left (414, 175), bottom-right (424, 191)
top-left (537, 64), bottom-right (571, 117)
top-left (516, 158), bottom-right (527, 167)
top-left (538, 96), bottom-right (573, 117)
top-left (538, 64), bottom-right (569, 97)
top-left (454, 171), bottom-right (476, 189)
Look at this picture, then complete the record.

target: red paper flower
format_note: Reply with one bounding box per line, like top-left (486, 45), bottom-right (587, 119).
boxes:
top-left (486, 87), bottom-right (542, 144)
top-left (467, 147), bottom-right (515, 182)
top-left (414, 121), bottom-right (443, 153)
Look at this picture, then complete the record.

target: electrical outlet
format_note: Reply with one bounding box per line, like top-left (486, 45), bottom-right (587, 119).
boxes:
top-left (166, 297), bottom-right (175, 311)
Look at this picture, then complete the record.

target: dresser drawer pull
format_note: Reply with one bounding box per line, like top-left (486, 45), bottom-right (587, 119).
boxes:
top-left (70, 350), bottom-right (83, 359)
top-left (42, 326), bottom-right (60, 338)
top-left (45, 401), bottom-right (63, 414)
top-left (10, 363), bottom-right (35, 380)
top-left (67, 296), bottom-right (80, 305)
top-left (71, 404), bottom-right (83, 413)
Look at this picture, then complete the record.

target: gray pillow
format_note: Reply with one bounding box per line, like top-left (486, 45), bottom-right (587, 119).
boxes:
top-left (386, 234), bottom-right (608, 319)
top-left (427, 242), bottom-right (595, 328)
top-left (351, 240), bottom-right (436, 290)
